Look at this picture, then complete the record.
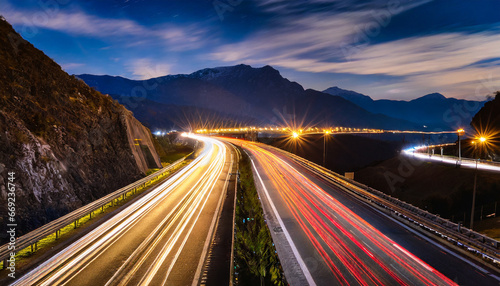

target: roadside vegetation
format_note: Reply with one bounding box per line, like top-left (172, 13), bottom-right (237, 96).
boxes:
top-left (234, 149), bottom-right (286, 286)
top-left (153, 134), bottom-right (193, 164)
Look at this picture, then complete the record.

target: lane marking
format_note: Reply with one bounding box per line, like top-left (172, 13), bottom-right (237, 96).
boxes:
top-left (249, 155), bottom-right (317, 286)
top-left (369, 207), bottom-right (500, 282)
top-left (191, 143), bottom-right (233, 286)
top-left (279, 149), bottom-right (500, 282)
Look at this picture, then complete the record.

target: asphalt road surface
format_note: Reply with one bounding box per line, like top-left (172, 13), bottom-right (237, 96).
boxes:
top-left (12, 135), bottom-right (234, 286)
top-left (234, 139), bottom-right (499, 286)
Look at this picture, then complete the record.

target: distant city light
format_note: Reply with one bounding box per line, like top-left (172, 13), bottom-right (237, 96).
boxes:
top-left (192, 126), bottom-right (460, 136)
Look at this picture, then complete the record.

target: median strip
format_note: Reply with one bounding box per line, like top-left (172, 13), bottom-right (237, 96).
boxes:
top-left (232, 147), bottom-right (287, 286)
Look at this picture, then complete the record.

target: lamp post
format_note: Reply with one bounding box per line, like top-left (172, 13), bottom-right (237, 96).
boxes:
top-left (470, 137), bottom-right (486, 230)
top-left (291, 131), bottom-right (300, 154)
top-left (323, 130), bottom-right (330, 167)
top-left (457, 129), bottom-right (465, 165)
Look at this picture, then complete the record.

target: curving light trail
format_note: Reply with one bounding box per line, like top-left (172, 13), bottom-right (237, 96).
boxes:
top-left (403, 147), bottom-right (500, 172)
top-left (234, 139), bottom-right (457, 286)
top-left (12, 135), bottom-right (228, 286)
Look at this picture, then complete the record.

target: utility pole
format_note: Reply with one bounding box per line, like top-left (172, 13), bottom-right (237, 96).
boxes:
top-left (323, 135), bottom-right (326, 167)
top-left (470, 137), bottom-right (486, 230)
top-left (470, 158), bottom-right (478, 229)
top-left (457, 129), bottom-right (464, 165)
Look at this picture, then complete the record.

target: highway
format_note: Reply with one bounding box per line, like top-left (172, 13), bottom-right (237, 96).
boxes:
top-left (228, 139), bottom-right (500, 286)
top-left (11, 135), bottom-right (233, 286)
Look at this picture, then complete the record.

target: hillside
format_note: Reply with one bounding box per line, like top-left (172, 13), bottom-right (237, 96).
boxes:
top-left (266, 134), bottom-right (401, 175)
top-left (0, 18), bottom-right (161, 240)
top-left (323, 87), bottom-right (486, 130)
top-left (470, 91), bottom-right (500, 160)
top-left (355, 155), bottom-right (500, 228)
top-left (78, 66), bottom-right (422, 130)
top-left (113, 97), bottom-right (259, 131)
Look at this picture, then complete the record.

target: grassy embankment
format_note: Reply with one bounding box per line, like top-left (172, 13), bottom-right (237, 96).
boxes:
top-left (355, 155), bottom-right (500, 237)
top-left (153, 134), bottom-right (193, 167)
top-left (234, 149), bottom-right (286, 286)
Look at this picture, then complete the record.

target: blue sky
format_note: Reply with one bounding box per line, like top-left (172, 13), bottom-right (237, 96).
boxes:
top-left (2, 0), bottom-right (500, 100)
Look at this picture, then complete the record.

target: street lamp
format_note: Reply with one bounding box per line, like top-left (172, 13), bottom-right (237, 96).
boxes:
top-left (470, 137), bottom-right (487, 230)
top-left (323, 130), bottom-right (330, 167)
top-left (457, 128), bottom-right (465, 165)
top-left (290, 131), bottom-right (300, 154)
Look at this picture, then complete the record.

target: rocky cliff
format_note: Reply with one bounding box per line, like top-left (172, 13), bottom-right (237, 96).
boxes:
top-left (0, 18), bottom-right (161, 240)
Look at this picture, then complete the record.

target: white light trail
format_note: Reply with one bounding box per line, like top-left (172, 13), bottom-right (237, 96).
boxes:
top-left (12, 135), bottom-right (227, 286)
top-left (403, 147), bottom-right (500, 172)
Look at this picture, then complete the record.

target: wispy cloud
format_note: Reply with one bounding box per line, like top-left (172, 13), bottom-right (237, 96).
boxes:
top-left (311, 32), bottom-right (500, 76)
top-left (126, 58), bottom-right (171, 80)
top-left (4, 9), bottom-right (144, 37)
top-left (61, 62), bottom-right (85, 70)
top-left (2, 4), bottom-right (209, 50)
top-left (210, 0), bottom-right (430, 65)
top-left (210, 0), bottom-right (500, 99)
top-left (3, 0), bottom-right (499, 99)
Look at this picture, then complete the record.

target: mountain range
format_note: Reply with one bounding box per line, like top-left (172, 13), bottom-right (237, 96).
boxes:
top-left (323, 87), bottom-right (485, 130)
top-left (78, 65), bottom-right (429, 131)
top-left (79, 65), bottom-right (487, 132)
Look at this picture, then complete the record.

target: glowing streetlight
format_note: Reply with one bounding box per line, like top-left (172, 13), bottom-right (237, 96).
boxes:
top-left (470, 137), bottom-right (488, 230)
top-left (292, 131), bottom-right (299, 138)
top-left (323, 130), bottom-right (331, 167)
top-left (457, 128), bottom-right (465, 164)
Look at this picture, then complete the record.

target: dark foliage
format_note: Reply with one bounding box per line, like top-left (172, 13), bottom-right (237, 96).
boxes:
top-left (234, 151), bottom-right (286, 285)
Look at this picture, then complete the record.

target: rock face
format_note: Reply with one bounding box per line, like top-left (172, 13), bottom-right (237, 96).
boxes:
top-left (121, 109), bottom-right (162, 171)
top-left (0, 18), bottom-right (160, 240)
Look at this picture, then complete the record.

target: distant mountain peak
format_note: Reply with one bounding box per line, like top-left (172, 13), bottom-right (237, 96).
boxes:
top-left (414, 93), bottom-right (447, 101)
top-left (261, 64), bottom-right (278, 71)
top-left (323, 86), bottom-right (373, 103)
top-left (189, 64), bottom-right (275, 80)
top-left (322, 87), bottom-right (484, 129)
top-left (76, 74), bottom-right (128, 80)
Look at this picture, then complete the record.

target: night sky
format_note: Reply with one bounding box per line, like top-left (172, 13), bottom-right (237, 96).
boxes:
top-left (2, 0), bottom-right (500, 100)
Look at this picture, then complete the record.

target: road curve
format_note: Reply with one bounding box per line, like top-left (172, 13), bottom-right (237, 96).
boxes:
top-left (12, 135), bottom-right (233, 286)
top-left (228, 139), bottom-right (499, 286)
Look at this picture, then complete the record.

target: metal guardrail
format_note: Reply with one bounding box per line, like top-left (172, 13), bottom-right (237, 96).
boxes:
top-left (266, 145), bottom-right (500, 267)
top-left (458, 157), bottom-right (500, 167)
top-left (412, 152), bottom-right (500, 168)
top-left (0, 156), bottom-right (189, 265)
